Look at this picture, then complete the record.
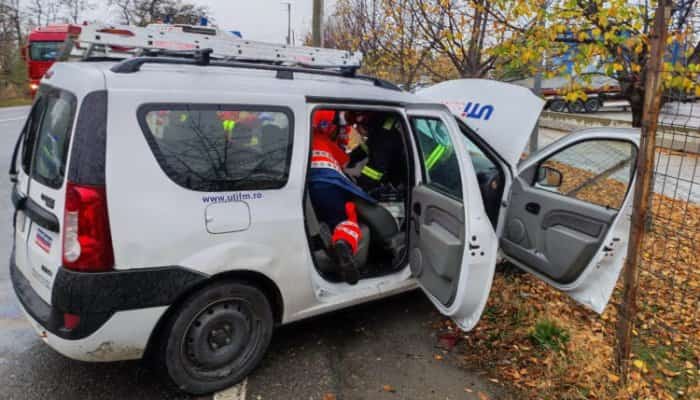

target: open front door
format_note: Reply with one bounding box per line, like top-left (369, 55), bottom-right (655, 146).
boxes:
top-left (405, 105), bottom-right (498, 331)
top-left (501, 130), bottom-right (639, 313)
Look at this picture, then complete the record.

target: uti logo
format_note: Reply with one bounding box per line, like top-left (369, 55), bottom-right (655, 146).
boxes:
top-left (462, 102), bottom-right (495, 121)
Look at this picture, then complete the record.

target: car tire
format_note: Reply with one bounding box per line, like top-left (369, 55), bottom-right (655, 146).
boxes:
top-left (549, 99), bottom-right (567, 113)
top-left (584, 98), bottom-right (602, 112)
top-left (158, 281), bottom-right (274, 395)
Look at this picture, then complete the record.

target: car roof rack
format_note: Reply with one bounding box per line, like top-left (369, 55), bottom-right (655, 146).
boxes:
top-left (68, 23), bottom-right (363, 73)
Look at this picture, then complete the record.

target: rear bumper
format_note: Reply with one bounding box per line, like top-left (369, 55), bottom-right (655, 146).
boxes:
top-left (10, 252), bottom-right (206, 340)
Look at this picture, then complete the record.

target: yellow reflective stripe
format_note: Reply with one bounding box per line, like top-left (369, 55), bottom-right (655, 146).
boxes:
top-left (221, 120), bottom-right (236, 133)
top-left (361, 165), bottom-right (384, 181)
top-left (425, 144), bottom-right (446, 170)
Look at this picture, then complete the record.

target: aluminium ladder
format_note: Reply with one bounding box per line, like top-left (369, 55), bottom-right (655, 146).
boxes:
top-left (67, 23), bottom-right (363, 69)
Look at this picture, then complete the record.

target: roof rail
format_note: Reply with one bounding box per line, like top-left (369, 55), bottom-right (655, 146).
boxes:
top-left (108, 50), bottom-right (401, 91)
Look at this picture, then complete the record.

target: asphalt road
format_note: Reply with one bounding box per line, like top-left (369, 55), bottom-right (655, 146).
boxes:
top-left (0, 106), bottom-right (503, 400)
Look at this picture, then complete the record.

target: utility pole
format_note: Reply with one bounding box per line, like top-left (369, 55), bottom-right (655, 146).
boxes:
top-left (312, 0), bottom-right (323, 47)
top-left (282, 1), bottom-right (292, 45)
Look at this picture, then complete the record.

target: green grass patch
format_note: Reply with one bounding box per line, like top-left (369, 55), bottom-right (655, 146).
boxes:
top-left (529, 319), bottom-right (570, 352)
top-left (0, 97), bottom-right (32, 108)
top-left (633, 339), bottom-right (697, 397)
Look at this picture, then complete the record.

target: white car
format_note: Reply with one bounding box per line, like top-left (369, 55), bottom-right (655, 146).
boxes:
top-left (9, 55), bottom-right (638, 394)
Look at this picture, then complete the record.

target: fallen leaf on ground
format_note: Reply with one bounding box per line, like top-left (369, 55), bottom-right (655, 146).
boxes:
top-left (477, 392), bottom-right (490, 400)
top-left (382, 385), bottom-right (396, 393)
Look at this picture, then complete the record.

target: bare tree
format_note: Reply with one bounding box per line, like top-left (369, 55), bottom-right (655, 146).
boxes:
top-left (60, 0), bottom-right (93, 24)
top-left (108, 0), bottom-right (209, 26)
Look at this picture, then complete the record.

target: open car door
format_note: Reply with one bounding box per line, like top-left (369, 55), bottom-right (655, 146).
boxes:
top-left (404, 104), bottom-right (498, 331)
top-left (418, 79), bottom-right (639, 314)
top-left (501, 130), bottom-right (639, 313)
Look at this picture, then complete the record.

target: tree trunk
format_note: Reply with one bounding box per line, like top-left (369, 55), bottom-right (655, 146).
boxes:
top-left (621, 81), bottom-right (645, 128)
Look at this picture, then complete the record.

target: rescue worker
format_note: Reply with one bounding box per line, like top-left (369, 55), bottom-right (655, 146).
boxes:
top-left (309, 110), bottom-right (375, 284)
top-left (348, 113), bottom-right (408, 194)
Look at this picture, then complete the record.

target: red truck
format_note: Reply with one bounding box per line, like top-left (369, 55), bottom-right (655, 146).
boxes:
top-left (23, 24), bottom-right (82, 97)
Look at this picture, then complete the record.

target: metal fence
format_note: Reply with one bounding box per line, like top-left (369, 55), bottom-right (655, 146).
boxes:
top-left (615, 1), bottom-right (700, 395)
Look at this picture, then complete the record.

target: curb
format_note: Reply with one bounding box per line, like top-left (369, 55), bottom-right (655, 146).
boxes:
top-left (540, 111), bottom-right (700, 154)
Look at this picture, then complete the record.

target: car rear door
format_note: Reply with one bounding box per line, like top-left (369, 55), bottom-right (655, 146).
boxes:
top-left (10, 97), bottom-right (45, 295)
top-left (17, 86), bottom-right (77, 303)
top-left (405, 104), bottom-right (498, 331)
top-left (500, 131), bottom-right (639, 313)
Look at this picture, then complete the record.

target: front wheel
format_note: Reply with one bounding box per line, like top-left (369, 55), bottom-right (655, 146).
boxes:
top-left (158, 281), bottom-right (274, 395)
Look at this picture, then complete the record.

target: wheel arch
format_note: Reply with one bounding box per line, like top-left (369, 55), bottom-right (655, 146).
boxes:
top-left (142, 269), bottom-right (284, 362)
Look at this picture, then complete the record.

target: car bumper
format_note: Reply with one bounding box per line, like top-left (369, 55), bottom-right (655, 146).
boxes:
top-left (10, 253), bottom-right (206, 361)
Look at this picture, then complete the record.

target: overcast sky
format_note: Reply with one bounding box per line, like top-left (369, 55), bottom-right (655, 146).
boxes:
top-left (86, 0), bottom-right (337, 45)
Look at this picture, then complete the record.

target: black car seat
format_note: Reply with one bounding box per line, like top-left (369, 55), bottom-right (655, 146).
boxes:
top-left (354, 198), bottom-right (406, 261)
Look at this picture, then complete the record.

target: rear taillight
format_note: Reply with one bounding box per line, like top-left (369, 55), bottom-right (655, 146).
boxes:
top-left (62, 181), bottom-right (114, 272)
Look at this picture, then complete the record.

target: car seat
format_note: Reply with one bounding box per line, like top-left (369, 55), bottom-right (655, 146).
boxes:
top-left (354, 198), bottom-right (406, 261)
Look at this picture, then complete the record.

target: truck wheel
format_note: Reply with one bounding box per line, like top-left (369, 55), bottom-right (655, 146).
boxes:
top-left (584, 98), bottom-right (602, 112)
top-left (158, 281), bottom-right (274, 395)
top-left (567, 100), bottom-right (586, 113)
top-left (549, 99), bottom-right (567, 113)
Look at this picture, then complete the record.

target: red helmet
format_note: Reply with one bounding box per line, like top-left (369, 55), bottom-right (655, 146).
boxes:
top-left (312, 109), bottom-right (337, 137)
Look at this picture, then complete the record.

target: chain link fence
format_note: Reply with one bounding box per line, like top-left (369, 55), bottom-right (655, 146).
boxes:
top-left (615, 1), bottom-right (699, 396)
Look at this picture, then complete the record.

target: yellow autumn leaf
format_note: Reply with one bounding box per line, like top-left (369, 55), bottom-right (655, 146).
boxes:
top-left (633, 359), bottom-right (648, 372)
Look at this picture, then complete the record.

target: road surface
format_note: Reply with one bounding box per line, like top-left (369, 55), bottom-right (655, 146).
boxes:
top-left (0, 106), bottom-right (502, 399)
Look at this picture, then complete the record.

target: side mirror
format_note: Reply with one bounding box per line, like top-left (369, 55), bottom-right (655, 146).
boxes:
top-left (20, 46), bottom-right (27, 61)
top-left (536, 165), bottom-right (563, 188)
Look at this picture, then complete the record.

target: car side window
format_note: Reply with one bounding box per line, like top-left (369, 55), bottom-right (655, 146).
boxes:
top-left (31, 90), bottom-right (77, 188)
top-left (535, 140), bottom-right (636, 209)
top-left (410, 117), bottom-right (463, 200)
top-left (139, 106), bottom-right (293, 192)
top-left (20, 98), bottom-right (46, 175)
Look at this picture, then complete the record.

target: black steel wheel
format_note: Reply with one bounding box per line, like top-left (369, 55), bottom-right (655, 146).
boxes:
top-left (158, 281), bottom-right (274, 394)
top-left (549, 99), bottom-right (567, 113)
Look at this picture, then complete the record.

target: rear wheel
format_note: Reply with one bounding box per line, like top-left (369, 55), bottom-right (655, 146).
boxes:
top-left (584, 98), bottom-right (602, 112)
top-left (159, 281), bottom-right (274, 395)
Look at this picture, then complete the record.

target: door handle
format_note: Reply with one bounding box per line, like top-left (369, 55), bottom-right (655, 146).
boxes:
top-left (525, 202), bottom-right (540, 215)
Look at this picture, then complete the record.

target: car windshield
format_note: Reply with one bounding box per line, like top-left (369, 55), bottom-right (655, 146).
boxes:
top-left (29, 41), bottom-right (62, 61)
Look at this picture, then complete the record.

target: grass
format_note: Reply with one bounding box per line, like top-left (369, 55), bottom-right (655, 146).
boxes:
top-left (0, 97), bottom-right (32, 108)
top-left (633, 339), bottom-right (696, 398)
top-left (529, 319), bottom-right (570, 352)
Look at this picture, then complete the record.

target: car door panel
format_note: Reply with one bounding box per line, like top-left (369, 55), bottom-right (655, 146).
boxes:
top-left (410, 185), bottom-right (464, 306)
top-left (502, 177), bottom-right (618, 283)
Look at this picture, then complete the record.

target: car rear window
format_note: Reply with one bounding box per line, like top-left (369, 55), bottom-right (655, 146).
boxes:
top-left (138, 105), bottom-right (293, 192)
top-left (22, 86), bottom-right (77, 188)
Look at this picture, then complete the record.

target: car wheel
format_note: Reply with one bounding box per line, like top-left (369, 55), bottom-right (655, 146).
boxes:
top-left (567, 100), bottom-right (586, 113)
top-left (584, 98), bottom-right (602, 112)
top-left (158, 281), bottom-right (274, 395)
top-left (549, 99), bottom-right (567, 113)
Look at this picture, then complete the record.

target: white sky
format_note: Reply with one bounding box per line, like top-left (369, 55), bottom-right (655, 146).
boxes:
top-left (86, 0), bottom-right (338, 45)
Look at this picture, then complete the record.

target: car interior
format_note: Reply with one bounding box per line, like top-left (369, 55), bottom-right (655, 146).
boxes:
top-left (304, 108), bottom-right (412, 282)
top-left (303, 108), bottom-right (511, 284)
